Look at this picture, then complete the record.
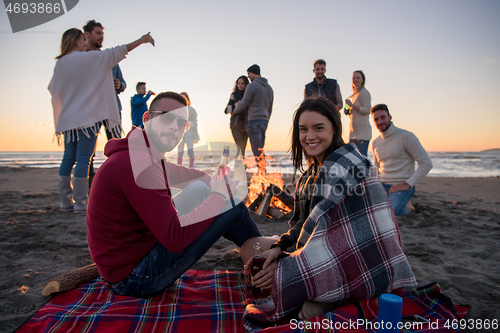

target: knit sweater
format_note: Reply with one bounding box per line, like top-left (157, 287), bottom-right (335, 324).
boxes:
top-left (49, 45), bottom-right (128, 139)
top-left (372, 124), bottom-right (432, 187)
top-left (348, 87), bottom-right (372, 141)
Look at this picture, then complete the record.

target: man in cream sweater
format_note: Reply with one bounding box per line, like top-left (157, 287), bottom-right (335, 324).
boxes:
top-left (371, 104), bottom-right (432, 215)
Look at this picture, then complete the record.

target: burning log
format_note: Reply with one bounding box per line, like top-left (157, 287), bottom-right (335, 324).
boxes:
top-left (267, 207), bottom-right (285, 220)
top-left (41, 263), bottom-right (100, 296)
top-left (269, 184), bottom-right (294, 209)
top-left (256, 188), bottom-right (273, 217)
top-left (243, 195), bottom-right (252, 206)
top-left (248, 192), bottom-right (264, 211)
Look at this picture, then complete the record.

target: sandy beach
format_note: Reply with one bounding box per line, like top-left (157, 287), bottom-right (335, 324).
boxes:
top-left (0, 167), bottom-right (499, 332)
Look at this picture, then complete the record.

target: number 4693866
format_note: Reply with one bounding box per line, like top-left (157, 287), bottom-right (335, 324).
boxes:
top-left (5, 2), bottom-right (61, 14)
top-left (445, 319), bottom-right (498, 330)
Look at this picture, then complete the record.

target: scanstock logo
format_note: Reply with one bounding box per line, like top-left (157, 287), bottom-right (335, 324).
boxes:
top-left (4, 0), bottom-right (79, 33)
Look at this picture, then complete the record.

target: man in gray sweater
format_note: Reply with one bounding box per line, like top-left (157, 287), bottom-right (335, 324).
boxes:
top-left (233, 64), bottom-right (273, 162)
top-left (371, 104), bottom-right (432, 215)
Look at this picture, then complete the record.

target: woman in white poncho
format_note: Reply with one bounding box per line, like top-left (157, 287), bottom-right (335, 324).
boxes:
top-left (49, 28), bottom-right (152, 213)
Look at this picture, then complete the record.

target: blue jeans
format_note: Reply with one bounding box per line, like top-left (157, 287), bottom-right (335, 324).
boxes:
top-left (350, 139), bottom-right (370, 157)
top-left (59, 129), bottom-right (99, 178)
top-left (382, 183), bottom-right (415, 216)
top-left (247, 119), bottom-right (269, 160)
top-left (110, 182), bottom-right (261, 298)
top-left (178, 135), bottom-right (195, 160)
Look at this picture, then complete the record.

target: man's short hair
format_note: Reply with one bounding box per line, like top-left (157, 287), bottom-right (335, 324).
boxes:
top-left (371, 104), bottom-right (391, 116)
top-left (314, 59), bottom-right (326, 67)
top-left (149, 91), bottom-right (187, 111)
top-left (136, 82), bottom-right (146, 90)
top-left (83, 20), bottom-right (103, 34)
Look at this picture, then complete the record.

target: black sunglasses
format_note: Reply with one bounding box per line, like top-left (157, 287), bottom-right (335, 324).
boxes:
top-left (148, 111), bottom-right (189, 128)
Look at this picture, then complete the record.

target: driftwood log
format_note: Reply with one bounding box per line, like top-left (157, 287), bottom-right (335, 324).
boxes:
top-left (256, 189), bottom-right (273, 217)
top-left (267, 207), bottom-right (285, 220)
top-left (41, 263), bottom-right (100, 296)
top-left (269, 184), bottom-right (294, 209)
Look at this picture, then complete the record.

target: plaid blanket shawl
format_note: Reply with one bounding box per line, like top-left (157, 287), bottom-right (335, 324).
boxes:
top-left (243, 144), bottom-right (417, 330)
top-left (19, 271), bottom-right (467, 333)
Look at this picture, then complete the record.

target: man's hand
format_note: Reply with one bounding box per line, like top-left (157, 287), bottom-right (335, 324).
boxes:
top-left (114, 79), bottom-right (121, 90)
top-left (209, 170), bottom-right (239, 200)
top-left (194, 139), bottom-right (199, 144)
top-left (389, 182), bottom-right (411, 193)
top-left (147, 90), bottom-right (155, 95)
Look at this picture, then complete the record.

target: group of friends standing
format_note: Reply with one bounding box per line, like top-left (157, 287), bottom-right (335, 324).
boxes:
top-left (49, 22), bottom-right (432, 330)
top-left (225, 59), bottom-right (432, 216)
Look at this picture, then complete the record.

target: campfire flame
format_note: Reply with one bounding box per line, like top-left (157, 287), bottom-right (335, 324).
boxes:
top-left (244, 150), bottom-right (292, 213)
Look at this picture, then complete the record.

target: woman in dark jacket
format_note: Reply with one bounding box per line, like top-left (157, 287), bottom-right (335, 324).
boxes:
top-left (225, 76), bottom-right (249, 157)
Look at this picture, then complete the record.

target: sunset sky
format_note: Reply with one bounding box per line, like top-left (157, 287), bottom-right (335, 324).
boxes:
top-left (0, 0), bottom-right (499, 153)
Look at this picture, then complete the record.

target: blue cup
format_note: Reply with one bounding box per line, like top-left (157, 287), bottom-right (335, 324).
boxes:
top-left (377, 294), bottom-right (403, 332)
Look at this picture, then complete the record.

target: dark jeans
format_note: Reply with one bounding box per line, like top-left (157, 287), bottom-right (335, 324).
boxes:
top-left (178, 135), bottom-right (195, 160)
top-left (109, 184), bottom-right (261, 298)
top-left (89, 117), bottom-right (122, 189)
top-left (247, 119), bottom-right (269, 161)
top-left (231, 128), bottom-right (248, 158)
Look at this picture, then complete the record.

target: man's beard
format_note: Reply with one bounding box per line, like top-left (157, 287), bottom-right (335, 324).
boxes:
top-left (145, 127), bottom-right (182, 154)
top-left (380, 121), bottom-right (392, 132)
top-left (92, 40), bottom-right (102, 49)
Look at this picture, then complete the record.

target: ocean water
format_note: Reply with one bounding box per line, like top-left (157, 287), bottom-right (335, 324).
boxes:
top-left (0, 150), bottom-right (499, 178)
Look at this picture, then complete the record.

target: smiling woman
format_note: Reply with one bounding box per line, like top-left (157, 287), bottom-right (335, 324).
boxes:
top-left (298, 111), bottom-right (334, 165)
top-left (242, 97), bottom-right (416, 330)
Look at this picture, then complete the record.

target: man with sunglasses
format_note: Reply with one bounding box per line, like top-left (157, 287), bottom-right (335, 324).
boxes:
top-left (87, 91), bottom-right (262, 298)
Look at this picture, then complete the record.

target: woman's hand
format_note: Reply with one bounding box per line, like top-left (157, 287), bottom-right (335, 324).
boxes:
top-left (262, 246), bottom-right (281, 269)
top-left (345, 99), bottom-right (354, 108)
top-left (140, 32), bottom-right (153, 44)
top-left (253, 261), bottom-right (275, 289)
top-left (244, 247), bottom-right (281, 289)
top-left (126, 33), bottom-right (154, 52)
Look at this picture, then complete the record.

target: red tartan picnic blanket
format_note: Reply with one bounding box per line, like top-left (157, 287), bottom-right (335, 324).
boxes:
top-left (19, 270), bottom-right (468, 333)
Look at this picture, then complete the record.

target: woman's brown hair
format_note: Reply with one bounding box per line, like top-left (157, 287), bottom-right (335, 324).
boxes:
top-left (290, 97), bottom-right (345, 172)
top-left (56, 28), bottom-right (84, 59)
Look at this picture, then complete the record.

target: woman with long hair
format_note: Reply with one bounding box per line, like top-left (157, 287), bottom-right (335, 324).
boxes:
top-left (49, 28), bottom-right (152, 213)
top-left (344, 70), bottom-right (372, 156)
top-left (224, 75), bottom-right (249, 157)
top-left (242, 97), bottom-right (416, 329)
